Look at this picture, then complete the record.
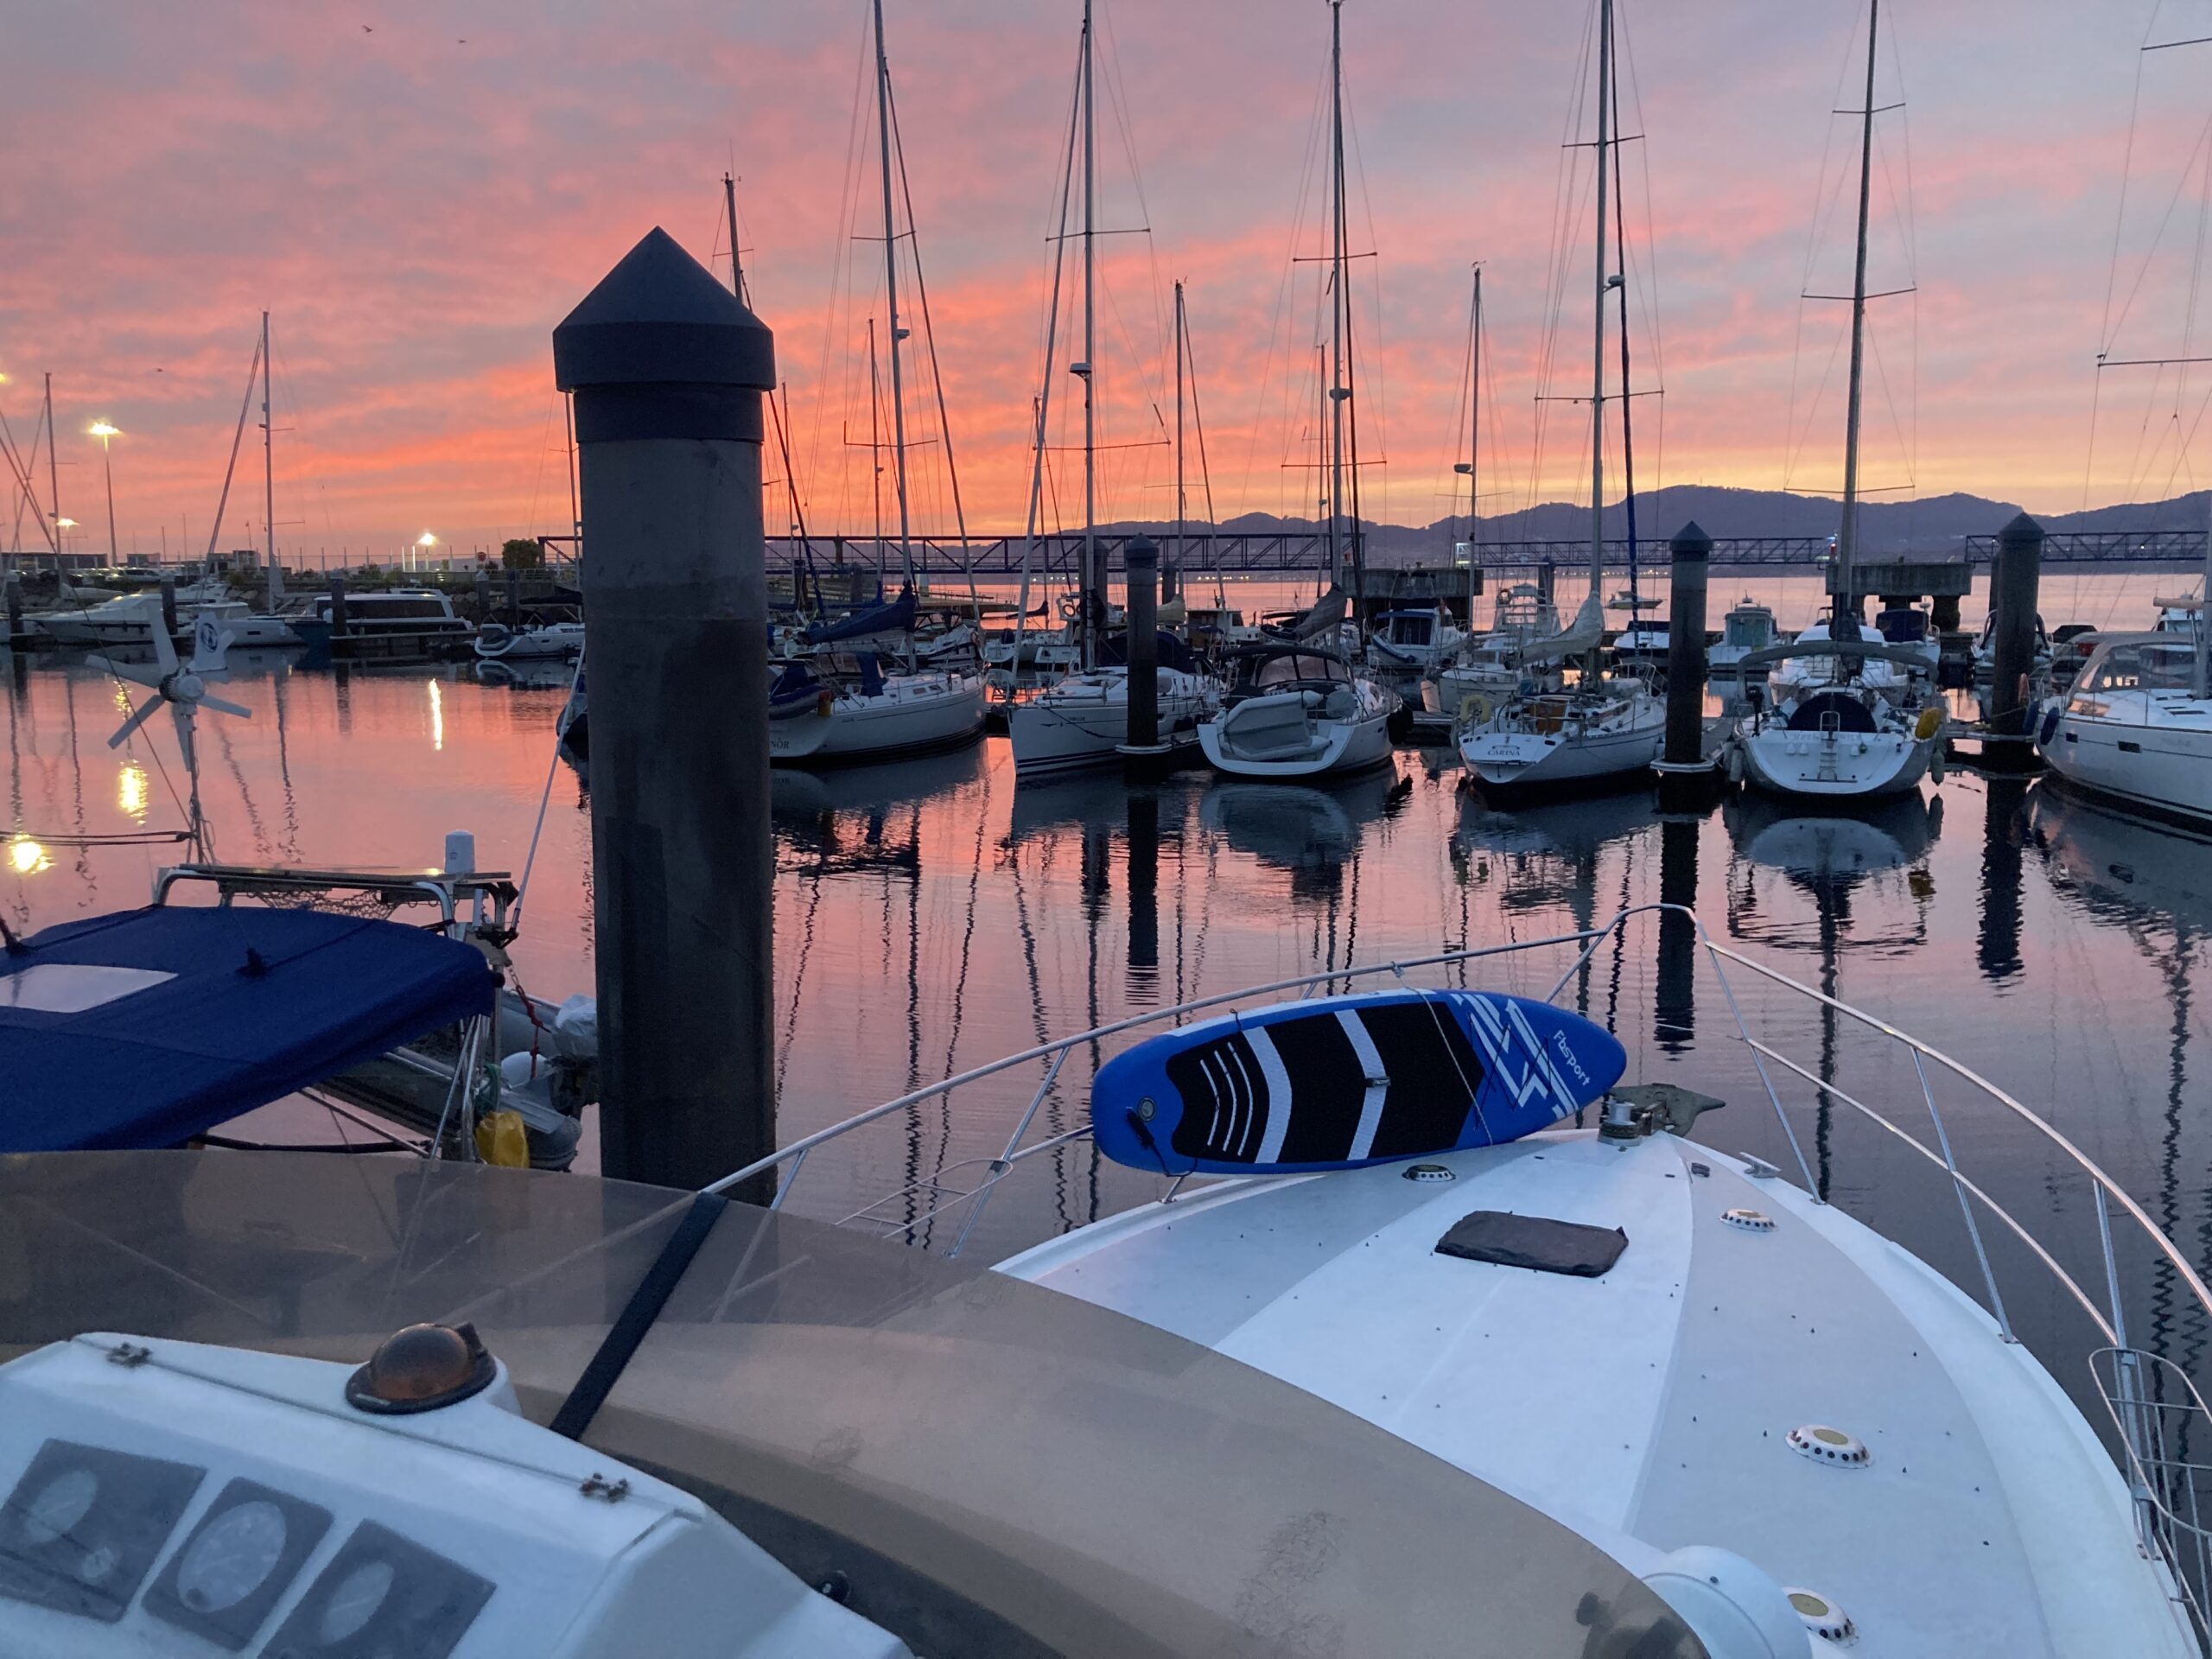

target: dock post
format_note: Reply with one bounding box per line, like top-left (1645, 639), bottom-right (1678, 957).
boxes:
top-left (4, 573), bottom-right (22, 648)
top-left (474, 568), bottom-right (493, 624)
top-left (1986, 512), bottom-right (2043, 758)
top-left (554, 226), bottom-right (778, 1198)
top-left (159, 577), bottom-right (179, 639)
top-left (327, 576), bottom-right (348, 645)
top-left (1121, 533), bottom-right (1172, 776)
top-left (1655, 521), bottom-right (1718, 810)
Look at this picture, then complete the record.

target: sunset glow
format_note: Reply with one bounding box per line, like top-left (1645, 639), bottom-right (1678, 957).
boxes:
top-left (6, 0), bottom-right (2210, 560)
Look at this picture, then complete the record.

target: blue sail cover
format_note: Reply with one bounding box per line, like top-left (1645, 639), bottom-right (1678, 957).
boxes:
top-left (804, 584), bottom-right (915, 646)
top-left (0, 906), bottom-right (498, 1153)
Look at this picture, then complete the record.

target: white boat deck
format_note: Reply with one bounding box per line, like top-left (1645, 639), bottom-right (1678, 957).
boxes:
top-left (1002, 1128), bottom-right (2194, 1657)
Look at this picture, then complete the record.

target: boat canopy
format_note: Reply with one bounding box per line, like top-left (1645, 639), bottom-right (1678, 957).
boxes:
top-left (804, 583), bottom-right (916, 645)
top-left (0, 906), bottom-right (497, 1154)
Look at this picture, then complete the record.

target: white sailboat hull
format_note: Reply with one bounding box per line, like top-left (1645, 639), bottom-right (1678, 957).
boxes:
top-left (1197, 690), bottom-right (1395, 779)
top-left (2038, 701), bottom-right (2212, 827)
top-left (1459, 696), bottom-right (1663, 793)
top-left (1008, 671), bottom-right (1213, 776)
top-left (768, 675), bottom-right (987, 766)
top-left (1736, 721), bottom-right (1934, 800)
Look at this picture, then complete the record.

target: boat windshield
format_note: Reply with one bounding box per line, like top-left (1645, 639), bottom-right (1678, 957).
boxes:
top-left (2075, 643), bottom-right (2200, 697)
top-left (1724, 610), bottom-right (1771, 647)
top-left (1251, 652), bottom-right (1350, 688)
top-left (1875, 609), bottom-right (1929, 644)
top-left (0, 1150), bottom-right (1697, 1658)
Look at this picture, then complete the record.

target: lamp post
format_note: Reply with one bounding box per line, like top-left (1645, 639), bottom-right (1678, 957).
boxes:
top-left (89, 421), bottom-right (120, 562)
top-left (416, 530), bottom-right (436, 575)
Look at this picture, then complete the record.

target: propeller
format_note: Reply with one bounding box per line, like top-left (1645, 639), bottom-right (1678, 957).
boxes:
top-left (88, 603), bottom-right (251, 801)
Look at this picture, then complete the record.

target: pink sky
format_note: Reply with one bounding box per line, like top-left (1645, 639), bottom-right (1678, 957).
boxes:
top-left (5, 0), bottom-right (2210, 563)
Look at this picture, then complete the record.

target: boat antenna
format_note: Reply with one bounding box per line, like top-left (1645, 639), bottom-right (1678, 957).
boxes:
top-left (1586, 0), bottom-right (1613, 686)
top-left (871, 0), bottom-right (916, 614)
top-left (1834, 0), bottom-right (1879, 645)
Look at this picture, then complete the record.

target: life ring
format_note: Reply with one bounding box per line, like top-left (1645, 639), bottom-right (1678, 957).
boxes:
top-left (1456, 691), bottom-right (1494, 727)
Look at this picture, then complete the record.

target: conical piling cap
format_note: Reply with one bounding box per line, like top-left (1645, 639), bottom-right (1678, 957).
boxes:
top-left (1669, 520), bottom-right (1713, 559)
top-left (554, 227), bottom-right (773, 393)
top-left (1996, 512), bottom-right (2044, 550)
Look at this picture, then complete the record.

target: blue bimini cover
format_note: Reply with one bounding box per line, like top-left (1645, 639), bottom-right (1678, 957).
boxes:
top-left (0, 906), bottom-right (498, 1153)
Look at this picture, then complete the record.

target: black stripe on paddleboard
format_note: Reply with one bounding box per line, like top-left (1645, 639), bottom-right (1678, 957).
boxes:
top-left (1264, 1014), bottom-right (1367, 1163)
top-left (1168, 1032), bottom-right (1272, 1162)
top-left (1360, 1001), bottom-right (1484, 1158)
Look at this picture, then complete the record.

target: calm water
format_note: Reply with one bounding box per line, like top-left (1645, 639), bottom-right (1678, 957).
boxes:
top-left (3, 568), bottom-right (2209, 1395)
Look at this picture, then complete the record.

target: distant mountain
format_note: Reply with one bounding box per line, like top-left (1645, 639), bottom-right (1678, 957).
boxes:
top-left (1104, 485), bottom-right (2211, 563)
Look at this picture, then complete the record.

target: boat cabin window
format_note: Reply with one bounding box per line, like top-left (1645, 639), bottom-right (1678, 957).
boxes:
top-left (314, 595), bottom-right (453, 621)
top-left (2075, 645), bottom-right (2196, 697)
top-left (1253, 652), bottom-right (1348, 688)
top-left (1724, 611), bottom-right (1770, 647)
top-left (1875, 609), bottom-right (1929, 643)
top-left (1382, 614), bottom-right (1434, 645)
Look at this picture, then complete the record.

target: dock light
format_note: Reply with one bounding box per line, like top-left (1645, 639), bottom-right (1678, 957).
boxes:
top-left (8, 837), bottom-right (48, 875)
top-left (54, 518), bottom-right (77, 531)
top-left (416, 531), bottom-right (437, 547)
top-left (89, 420), bottom-right (120, 440)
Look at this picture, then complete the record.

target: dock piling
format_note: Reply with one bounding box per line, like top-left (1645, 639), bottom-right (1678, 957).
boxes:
top-left (1656, 521), bottom-right (1719, 809)
top-left (554, 226), bottom-right (778, 1198)
top-left (159, 578), bottom-right (179, 639)
top-left (327, 576), bottom-right (348, 644)
top-left (1986, 513), bottom-right (2044, 761)
top-left (4, 574), bottom-right (22, 648)
top-left (1125, 534), bottom-right (1160, 751)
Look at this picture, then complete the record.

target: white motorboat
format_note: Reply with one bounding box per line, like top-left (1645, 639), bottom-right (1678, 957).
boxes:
top-left (290, 588), bottom-right (474, 658)
top-left (475, 618), bottom-right (586, 661)
top-left (2036, 632), bottom-right (2212, 828)
top-left (35, 594), bottom-right (255, 649)
top-left (1606, 592), bottom-right (1669, 668)
top-left (1768, 618), bottom-right (1915, 699)
top-left (1707, 595), bottom-right (1782, 677)
top-left (730, 896), bottom-right (2209, 1659)
top-left (1008, 663), bottom-right (1216, 776)
top-left (1365, 606), bottom-right (1466, 673)
top-left (1197, 642), bottom-right (1395, 779)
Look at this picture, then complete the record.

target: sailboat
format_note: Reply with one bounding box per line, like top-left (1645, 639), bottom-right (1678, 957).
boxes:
top-left (770, 2), bottom-right (985, 769)
top-left (1196, 0), bottom-right (1397, 781)
top-left (1729, 0), bottom-right (1942, 802)
top-left (1008, 5), bottom-right (1213, 778)
top-left (1458, 0), bottom-right (1662, 797)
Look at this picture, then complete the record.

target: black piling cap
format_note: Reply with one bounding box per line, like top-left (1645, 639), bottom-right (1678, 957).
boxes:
top-left (1669, 520), bottom-right (1713, 561)
top-left (1997, 512), bottom-right (2044, 550)
top-left (1125, 534), bottom-right (1159, 568)
top-left (554, 227), bottom-right (773, 395)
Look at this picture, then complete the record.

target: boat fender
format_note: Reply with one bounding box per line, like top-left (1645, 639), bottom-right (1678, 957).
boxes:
top-left (474, 1108), bottom-right (530, 1168)
top-left (817, 687), bottom-right (835, 718)
top-left (1929, 745), bottom-right (1944, 784)
top-left (1913, 704), bottom-right (1943, 742)
top-left (2037, 702), bottom-right (2063, 748)
top-left (1639, 1546), bottom-right (1804, 1659)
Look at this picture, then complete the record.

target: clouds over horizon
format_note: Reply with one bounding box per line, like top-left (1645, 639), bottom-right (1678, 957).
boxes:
top-left (4, 0), bottom-right (2209, 561)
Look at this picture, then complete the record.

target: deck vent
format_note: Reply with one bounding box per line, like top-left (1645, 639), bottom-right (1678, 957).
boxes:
top-left (1403, 1163), bottom-right (1456, 1183)
top-left (1721, 1207), bottom-right (1776, 1232)
top-left (1784, 1586), bottom-right (1857, 1644)
top-left (1787, 1424), bottom-right (1869, 1468)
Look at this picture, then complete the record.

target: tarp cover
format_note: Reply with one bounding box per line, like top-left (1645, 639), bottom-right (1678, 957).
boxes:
top-left (1434, 1210), bottom-right (1628, 1278)
top-left (0, 906), bottom-right (497, 1153)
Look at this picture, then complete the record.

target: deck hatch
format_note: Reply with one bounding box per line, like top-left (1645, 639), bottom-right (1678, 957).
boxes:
top-left (1433, 1210), bottom-right (1627, 1277)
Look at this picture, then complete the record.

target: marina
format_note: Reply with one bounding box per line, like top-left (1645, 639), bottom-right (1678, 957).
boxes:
top-left (12, 0), bottom-right (2212, 1653)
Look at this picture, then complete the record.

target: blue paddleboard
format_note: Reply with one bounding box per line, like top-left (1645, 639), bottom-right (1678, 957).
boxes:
top-left (1090, 989), bottom-right (1625, 1177)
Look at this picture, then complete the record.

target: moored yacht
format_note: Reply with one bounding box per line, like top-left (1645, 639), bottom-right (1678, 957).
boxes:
top-left (1364, 605), bottom-right (1465, 674)
top-left (1707, 595), bottom-right (1781, 678)
top-left (2037, 631), bottom-right (2212, 828)
top-left (1195, 641), bottom-right (1395, 779)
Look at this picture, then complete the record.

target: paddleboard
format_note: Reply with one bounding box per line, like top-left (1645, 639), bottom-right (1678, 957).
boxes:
top-left (1090, 988), bottom-right (1625, 1177)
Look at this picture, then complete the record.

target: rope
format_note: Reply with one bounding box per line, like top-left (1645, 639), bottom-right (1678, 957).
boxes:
top-left (510, 643), bottom-right (583, 932)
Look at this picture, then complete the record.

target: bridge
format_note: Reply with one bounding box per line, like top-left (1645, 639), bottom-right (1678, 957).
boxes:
top-left (768, 528), bottom-right (2207, 579)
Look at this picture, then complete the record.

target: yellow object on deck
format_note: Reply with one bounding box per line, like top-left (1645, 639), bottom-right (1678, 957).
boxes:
top-left (474, 1109), bottom-right (530, 1168)
top-left (1914, 705), bottom-right (1944, 742)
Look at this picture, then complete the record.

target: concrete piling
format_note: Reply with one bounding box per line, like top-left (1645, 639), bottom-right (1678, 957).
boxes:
top-left (4, 574), bottom-right (22, 648)
top-left (1987, 513), bottom-right (2043, 737)
top-left (1656, 521), bottom-right (1719, 810)
top-left (1125, 534), bottom-right (1160, 752)
top-left (554, 226), bottom-right (778, 1198)
top-left (327, 576), bottom-right (349, 644)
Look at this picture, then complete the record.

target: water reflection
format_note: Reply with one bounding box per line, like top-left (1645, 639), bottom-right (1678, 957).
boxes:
top-left (1977, 777), bottom-right (2031, 984)
top-left (1201, 768), bottom-right (1408, 898)
top-left (2028, 785), bottom-right (2212, 1374)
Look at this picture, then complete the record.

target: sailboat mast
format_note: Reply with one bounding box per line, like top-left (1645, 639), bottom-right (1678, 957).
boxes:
top-left (1586, 0), bottom-right (1612, 674)
top-left (1469, 266), bottom-right (1482, 550)
top-left (1173, 278), bottom-right (1185, 602)
top-left (1327, 0), bottom-right (1347, 592)
top-left (44, 374), bottom-right (60, 550)
top-left (1835, 0), bottom-right (1879, 637)
top-left (724, 172), bottom-right (744, 299)
top-left (262, 312), bottom-right (282, 610)
top-left (872, 0), bottom-right (914, 592)
top-left (1079, 0), bottom-right (1097, 670)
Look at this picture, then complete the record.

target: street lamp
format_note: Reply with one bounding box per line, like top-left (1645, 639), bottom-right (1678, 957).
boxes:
top-left (415, 531), bottom-right (436, 575)
top-left (89, 421), bottom-right (121, 562)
